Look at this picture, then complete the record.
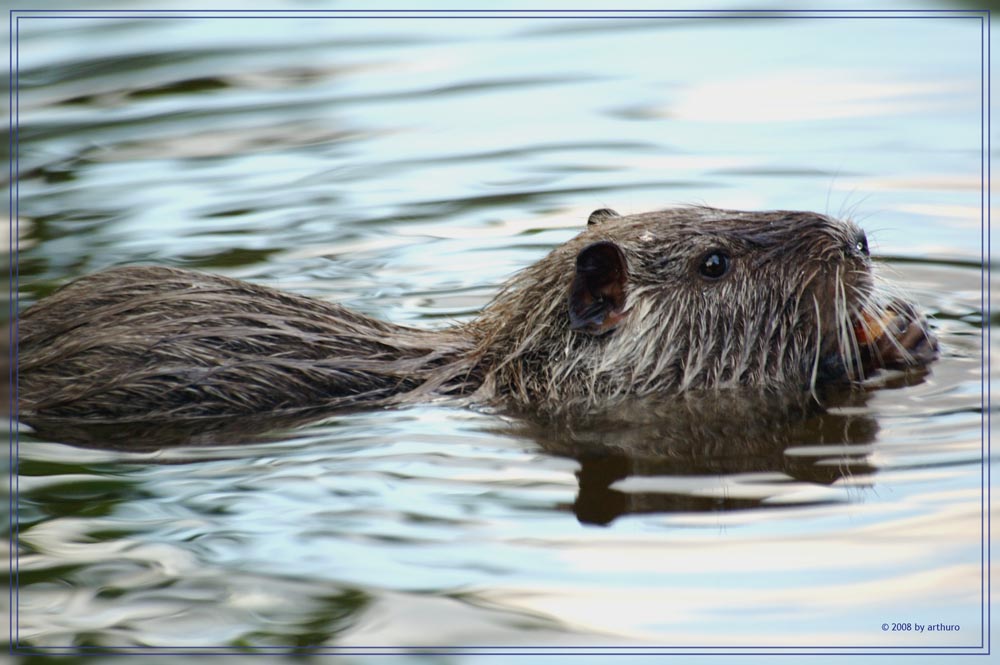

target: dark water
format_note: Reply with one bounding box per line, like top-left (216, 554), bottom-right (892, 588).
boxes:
top-left (8, 5), bottom-right (992, 660)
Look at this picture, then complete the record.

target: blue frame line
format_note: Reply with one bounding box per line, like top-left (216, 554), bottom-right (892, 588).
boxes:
top-left (980, 13), bottom-right (985, 651)
top-left (6, 7), bottom-right (991, 658)
top-left (980, 11), bottom-right (987, 652)
top-left (6, 7), bottom-right (12, 658)
top-left (10, 11), bottom-right (19, 660)
top-left (7, 15), bottom-right (989, 20)
top-left (984, 8), bottom-right (993, 658)
top-left (5, 650), bottom-right (987, 657)
top-left (3, 7), bottom-right (990, 11)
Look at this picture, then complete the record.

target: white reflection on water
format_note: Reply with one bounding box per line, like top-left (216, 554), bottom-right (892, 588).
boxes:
top-left (669, 70), bottom-right (971, 124)
top-left (472, 502), bottom-right (981, 646)
top-left (891, 203), bottom-right (982, 224)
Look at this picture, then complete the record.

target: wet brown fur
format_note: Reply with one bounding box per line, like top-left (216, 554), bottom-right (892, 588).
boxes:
top-left (18, 206), bottom-right (936, 423)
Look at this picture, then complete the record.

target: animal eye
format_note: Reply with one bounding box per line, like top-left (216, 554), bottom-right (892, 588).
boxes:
top-left (855, 232), bottom-right (870, 256)
top-left (698, 250), bottom-right (730, 280)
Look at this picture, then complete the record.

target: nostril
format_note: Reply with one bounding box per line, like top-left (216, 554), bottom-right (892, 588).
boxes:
top-left (853, 231), bottom-right (870, 257)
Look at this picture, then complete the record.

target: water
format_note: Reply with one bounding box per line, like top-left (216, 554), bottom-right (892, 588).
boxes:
top-left (8, 5), bottom-right (992, 659)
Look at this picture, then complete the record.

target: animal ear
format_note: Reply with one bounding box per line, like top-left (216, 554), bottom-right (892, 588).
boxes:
top-left (587, 208), bottom-right (620, 226)
top-left (569, 241), bottom-right (629, 335)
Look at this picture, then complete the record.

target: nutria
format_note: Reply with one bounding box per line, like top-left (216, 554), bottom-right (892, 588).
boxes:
top-left (18, 206), bottom-right (938, 423)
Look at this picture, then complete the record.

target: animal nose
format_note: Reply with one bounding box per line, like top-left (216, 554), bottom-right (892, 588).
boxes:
top-left (851, 231), bottom-right (870, 258)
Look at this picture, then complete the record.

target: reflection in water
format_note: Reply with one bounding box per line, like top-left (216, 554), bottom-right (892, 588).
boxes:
top-left (25, 385), bottom-right (893, 528)
top-left (508, 390), bottom-right (882, 525)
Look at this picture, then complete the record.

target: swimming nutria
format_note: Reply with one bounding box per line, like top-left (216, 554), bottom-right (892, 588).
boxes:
top-left (18, 206), bottom-right (938, 423)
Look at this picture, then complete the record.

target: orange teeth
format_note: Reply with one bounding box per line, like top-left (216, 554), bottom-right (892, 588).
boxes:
top-left (853, 310), bottom-right (896, 345)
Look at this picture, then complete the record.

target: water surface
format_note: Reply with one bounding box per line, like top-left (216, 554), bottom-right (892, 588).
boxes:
top-left (9, 6), bottom-right (991, 659)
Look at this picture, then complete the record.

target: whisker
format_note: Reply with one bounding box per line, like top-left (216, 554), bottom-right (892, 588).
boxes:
top-left (810, 296), bottom-right (822, 403)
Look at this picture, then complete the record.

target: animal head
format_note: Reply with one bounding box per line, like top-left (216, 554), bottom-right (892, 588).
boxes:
top-left (479, 206), bottom-right (934, 411)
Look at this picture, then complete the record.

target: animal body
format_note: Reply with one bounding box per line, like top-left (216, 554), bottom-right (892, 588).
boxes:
top-left (18, 206), bottom-right (938, 423)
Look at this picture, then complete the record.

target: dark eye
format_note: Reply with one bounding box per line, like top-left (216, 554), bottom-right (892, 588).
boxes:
top-left (698, 250), bottom-right (730, 280)
top-left (854, 232), bottom-right (870, 257)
